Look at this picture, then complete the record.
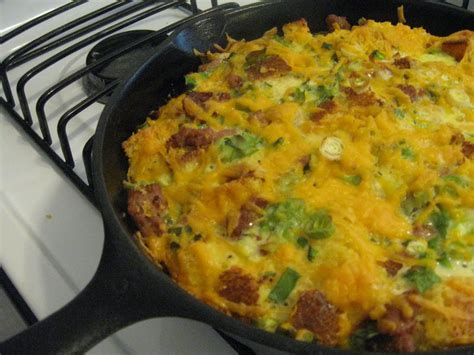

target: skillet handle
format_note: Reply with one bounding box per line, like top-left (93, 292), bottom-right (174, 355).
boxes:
top-left (0, 222), bottom-right (176, 354)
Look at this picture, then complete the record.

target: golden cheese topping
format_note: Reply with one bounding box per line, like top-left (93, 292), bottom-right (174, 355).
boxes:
top-left (123, 17), bottom-right (474, 352)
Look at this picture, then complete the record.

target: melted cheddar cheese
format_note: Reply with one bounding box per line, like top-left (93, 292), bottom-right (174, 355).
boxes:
top-left (124, 18), bottom-right (474, 351)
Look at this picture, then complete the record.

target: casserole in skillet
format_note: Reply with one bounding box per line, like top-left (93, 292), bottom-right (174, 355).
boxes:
top-left (123, 14), bottom-right (474, 352)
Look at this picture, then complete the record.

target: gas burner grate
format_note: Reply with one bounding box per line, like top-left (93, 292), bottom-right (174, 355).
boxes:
top-left (0, 0), bottom-right (240, 207)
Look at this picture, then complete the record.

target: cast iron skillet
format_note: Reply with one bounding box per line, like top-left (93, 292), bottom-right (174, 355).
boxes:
top-left (2, 0), bottom-right (474, 354)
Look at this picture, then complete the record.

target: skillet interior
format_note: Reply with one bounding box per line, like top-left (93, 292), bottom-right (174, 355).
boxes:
top-left (95, 0), bottom-right (474, 353)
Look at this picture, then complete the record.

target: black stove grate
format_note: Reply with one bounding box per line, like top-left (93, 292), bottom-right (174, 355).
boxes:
top-left (1, 0), bottom-right (240, 207)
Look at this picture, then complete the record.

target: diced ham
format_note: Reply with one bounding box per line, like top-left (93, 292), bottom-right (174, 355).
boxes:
top-left (292, 290), bottom-right (340, 346)
top-left (216, 92), bottom-right (231, 102)
top-left (377, 305), bottom-right (417, 352)
top-left (230, 198), bottom-right (268, 240)
top-left (393, 57), bottom-right (411, 69)
top-left (127, 184), bottom-right (167, 238)
top-left (218, 267), bottom-right (259, 305)
top-left (450, 132), bottom-right (464, 145)
top-left (311, 100), bottom-right (337, 122)
top-left (441, 39), bottom-right (469, 62)
top-left (397, 84), bottom-right (423, 102)
top-left (166, 126), bottom-right (215, 150)
top-left (166, 126), bottom-right (235, 152)
top-left (462, 141), bottom-right (474, 159)
top-left (187, 91), bottom-right (213, 107)
top-left (450, 133), bottom-right (474, 159)
top-left (412, 225), bottom-right (436, 238)
top-left (379, 260), bottom-right (403, 277)
top-left (343, 87), bottom-right (380, 106)
top-left (248, 110), bottom-right (269, 125)
top-left (227, 74), bottom-right (243, 89)
top-left (245, 49), bottom-right (291, 80)
top-left (326, 14), bottom-right (351, 32)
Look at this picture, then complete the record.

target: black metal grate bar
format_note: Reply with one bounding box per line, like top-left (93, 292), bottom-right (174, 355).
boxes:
top-left (16, 0), bottom-right (183, 130)
top-left (0, 0), bottom-right (238, 208)
top-left (0, 1), bottom-right (86, 44)
top-left (4, 1), bottom-right (131, 70)
top-left (83, 136), bottom-right (96, 189)
top-left (439, 0), bottom-right (471, 8)
top-left (0, 97), bottom-right (98, 206)
top-left (190, 0), bottom-right (200, 14)
top-left (57, 80), bottom-right (119, 168)
top-left (36, 2), bottom-right (239, 152)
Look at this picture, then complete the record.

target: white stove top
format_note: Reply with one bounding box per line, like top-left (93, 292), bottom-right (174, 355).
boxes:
top-left (0, 1), bottom-right (255, 353)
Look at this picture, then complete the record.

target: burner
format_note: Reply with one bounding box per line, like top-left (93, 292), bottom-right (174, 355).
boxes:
top-left (83, 30), bottom-right (168, 104)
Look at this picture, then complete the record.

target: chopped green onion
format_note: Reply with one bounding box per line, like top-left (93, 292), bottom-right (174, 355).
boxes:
top-left (256, 318), bottom-right (279, 331)
top-left (273, 35), bottom-right (291, 47)
top-left (123, 180), bottom-right (138, 190)
top-left (305, 210), bottom-right (335, 239)
top-left (268, 267), bottom-right (300, 304)
top-left (428, 236), bottom-right (443, 253)
top-left (370, 50), bottom-right (385, 60)
top-left (349, 321), bottom-right (379, 351)
top-left (169, 241), bottom-right (181, 250)
top-left (343, 175), bottom-right (362, 186)
top-left (219, 132), bottom-right (263, 163)
top-left (260, 199), bottom-right (306, 238)
top-left (405, 239), bottom-right (427, 258)
top-left (168, 227), bottom-right (182, 236)
top-left (235, 103), bottom-right (251, 112)
top-left (185, 76), bottom-right (196, 89)
top-left (296, 330), bottom-right (314, 342)
top-left (401, 146), bottom-right (415, 161)
top-left (429, 207), bottom-right (450, 239)
top-left (307, 246), bottom-right (317, 262)
top-left (315, 85), bottom-right (335, 104)
top-left (320, 136), bottom-right (344, 161)
top-left (427, 89), bottom-right (439, 102)
top-left (403, 266), bottom-right (441, 293)
top-left (293, 86), bottom-right (306, 103)
top-left (394, 107), bottom-right (405, 119)
top-left (443, 175), bottom-right (470, 188)
top-left (401, 191), bottom-right (429, 218)
top-left (296, 237), bottom-right (308, 248)
top-left (438, 253), bottom-right (452, 268)
top-left (322, 42), bottom-right (333, 50)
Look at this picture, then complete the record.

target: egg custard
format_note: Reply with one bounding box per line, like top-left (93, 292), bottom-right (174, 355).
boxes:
top-left (123, 16), bottom-right (474, 352)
